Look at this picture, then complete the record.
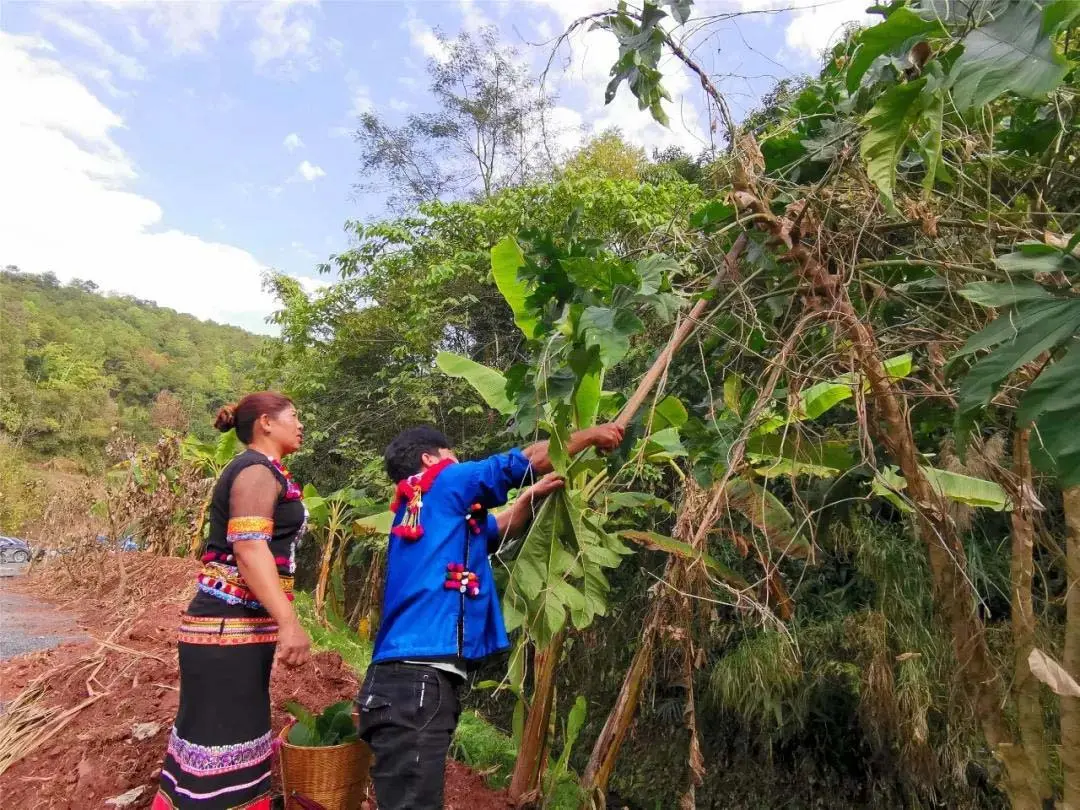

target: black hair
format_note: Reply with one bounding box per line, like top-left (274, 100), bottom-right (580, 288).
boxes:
top-left (384, 425), bottom-right (452, 482)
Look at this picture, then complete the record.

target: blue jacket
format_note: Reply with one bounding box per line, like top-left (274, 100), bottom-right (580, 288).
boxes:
top-left (371, 448), bottom-right (532, 664)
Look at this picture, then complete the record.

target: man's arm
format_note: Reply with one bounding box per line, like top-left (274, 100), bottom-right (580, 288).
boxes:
top-left (521, 423), bottom-right (625, 475)
top-left (463, 423), bottom-right (625, 512)
top-left (493, 473), bottom-right (565, 545)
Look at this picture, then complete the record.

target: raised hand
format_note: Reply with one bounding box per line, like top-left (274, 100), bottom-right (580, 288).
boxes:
top-left (587, 423), bottom-right (625, 453)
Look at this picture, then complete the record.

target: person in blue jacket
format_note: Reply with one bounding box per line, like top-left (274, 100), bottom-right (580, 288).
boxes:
top-left (357, 422), bottom-right (624, 809)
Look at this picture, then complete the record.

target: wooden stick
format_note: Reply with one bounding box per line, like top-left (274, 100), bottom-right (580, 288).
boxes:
top-left (616, 234), bottom-right (747, 428)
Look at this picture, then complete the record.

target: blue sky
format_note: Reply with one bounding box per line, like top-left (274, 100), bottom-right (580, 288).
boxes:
top-left (1, 0), bottom-right (869, 332)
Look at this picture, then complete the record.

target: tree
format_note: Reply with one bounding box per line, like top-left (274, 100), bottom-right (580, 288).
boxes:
top-left (563, 130), bottom-right (646, 181)
top-left (267, 165), bottom-right (700, 495)
top-left (150, 390), bottom-right (189, 434)
top-left (576, 1), bottom-right (1079, 806)
top-left (354, 26), bottom-right (557, 210)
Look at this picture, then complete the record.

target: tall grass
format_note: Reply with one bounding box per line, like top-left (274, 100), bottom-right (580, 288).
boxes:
top-left (294, 591), bottom-right (372, 675)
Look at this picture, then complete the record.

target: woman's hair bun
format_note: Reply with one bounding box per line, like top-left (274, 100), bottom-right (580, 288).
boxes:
top-left (214, 403), bottom-right (238, 433)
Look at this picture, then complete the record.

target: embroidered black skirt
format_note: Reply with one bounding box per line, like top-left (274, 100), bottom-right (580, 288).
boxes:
top-left (153, 597), bottom-right (278, 810)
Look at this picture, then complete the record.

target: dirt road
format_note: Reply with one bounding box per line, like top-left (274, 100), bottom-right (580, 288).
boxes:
top-left (0, 568), bottom-right (86, 661)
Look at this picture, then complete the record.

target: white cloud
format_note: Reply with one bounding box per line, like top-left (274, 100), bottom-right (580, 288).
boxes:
top-left (404, 12), bottom-right (449, 63)
top-left (78, 63), bottom-right (126, 98)
top-left (250, 0), bottom-right (320, 74)
top-left (458, 0), bottom-right (492, 32)
top-left (293, 160), bottom-right (326, 182)
top-left (738, 0), bottom-right (872, 59)
top-left (0, 32), bottom-right (284, 333)
top-left (146, 1), bottom-right (224, 54)
top-left (289, 241), bottom-right (319, 263)
top-left (334, 71), bottom-right (373, 132)
top-left (388, 98), bottom-right (411, 113)
top-left (543, 104), bottom-right (586, 159)
top-left (127, 23), bottom-right (149, 52)
top-left (295, 274), bottom-right (329, 295)
top-left (283, 132), bottom-right (304, 151)
top-left (38, 9), bottom-right (147, 81)
top-left (532, 18), bottom-right (555, 41)
top-left (349, 84), bottom-right (373, 117)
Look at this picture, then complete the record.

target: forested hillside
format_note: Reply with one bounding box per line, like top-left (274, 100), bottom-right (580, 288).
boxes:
top-left (0, 268), bottom-right (265, 461)
top-left (0, 268), bottom-right (265, 534)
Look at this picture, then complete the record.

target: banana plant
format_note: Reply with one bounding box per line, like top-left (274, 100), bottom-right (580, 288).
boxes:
top-left (181, 429), bottom-right (243, 478)
top-left (439, 217), bottom-right (694, 802)
top-left (303, 485), bottom-right (377, 622)
top-left (178, 429), bottom-right (245, 557)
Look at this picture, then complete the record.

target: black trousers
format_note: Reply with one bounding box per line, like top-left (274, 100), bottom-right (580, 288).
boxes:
top-left (357, 662), bottom-right (464, 810)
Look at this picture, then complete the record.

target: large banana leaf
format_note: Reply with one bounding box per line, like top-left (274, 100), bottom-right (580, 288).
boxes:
top-left (724, 478), bottom-right (811, 560)
top-left (490, 237), bottom-right (539, 340)
top-left (354, 511), bottom-right (394, 536)
top-left (621, 530), bottom-right (748, 588)
top-left (958, 280), bottom-right (1056, 308)
top-left (435, 351), bottom-right (514, 416)
top-left (744, 433), bottom-right (854, 478)
top-left (303, 483), bottom-right (330, 524)
top-left (872, 466), bottom-right (1010, 512)
top-left (215, 430), bottom-right (243, 467)
top-left (786, 353), bottom-right (912, 422)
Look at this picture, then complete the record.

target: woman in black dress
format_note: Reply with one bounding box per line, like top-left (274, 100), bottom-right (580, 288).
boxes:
top-left (153, 392), bottom-right (311, 810)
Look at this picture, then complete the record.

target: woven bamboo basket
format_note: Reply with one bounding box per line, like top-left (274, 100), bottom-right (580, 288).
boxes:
top-left (278, 722), bottom-right (371, 810)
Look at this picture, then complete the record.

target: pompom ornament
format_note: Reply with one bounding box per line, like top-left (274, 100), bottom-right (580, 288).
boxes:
top-left (445, 562), bottom-right (480, 598)
top-left (465, 502), bottom-right (488, 536)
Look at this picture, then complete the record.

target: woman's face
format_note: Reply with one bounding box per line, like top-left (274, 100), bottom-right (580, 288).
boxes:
top-left (266, 405), bottom-right (304, 456)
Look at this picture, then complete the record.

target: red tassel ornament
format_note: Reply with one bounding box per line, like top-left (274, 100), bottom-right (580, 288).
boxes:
top-left (388, 458), bottom-right (456, 543)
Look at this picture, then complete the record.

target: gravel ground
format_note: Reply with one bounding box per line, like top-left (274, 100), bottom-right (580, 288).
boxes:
top-left (0, 565), bottom-right (86, 660)
top-left (0, 561), bottom-right (28, 578)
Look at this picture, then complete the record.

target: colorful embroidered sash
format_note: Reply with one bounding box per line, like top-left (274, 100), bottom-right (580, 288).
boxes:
top-left (178, 615), bottom-right (279, 646)
top-left (196, 562), bottom-right (294, 609)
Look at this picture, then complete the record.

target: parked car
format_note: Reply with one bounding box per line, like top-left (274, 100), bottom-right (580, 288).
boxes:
top-left (0, 536), bottom-right (33, 563)
top-left (95, 534), bottom-right (140, 552)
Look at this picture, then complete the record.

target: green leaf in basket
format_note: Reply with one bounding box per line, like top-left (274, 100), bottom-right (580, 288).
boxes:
top-left (328, 709), bottom-right (359, 744)
top-left (288, 723), bottom-right (320, 747)
top-left (284, 700), bottom-right (317, 728)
